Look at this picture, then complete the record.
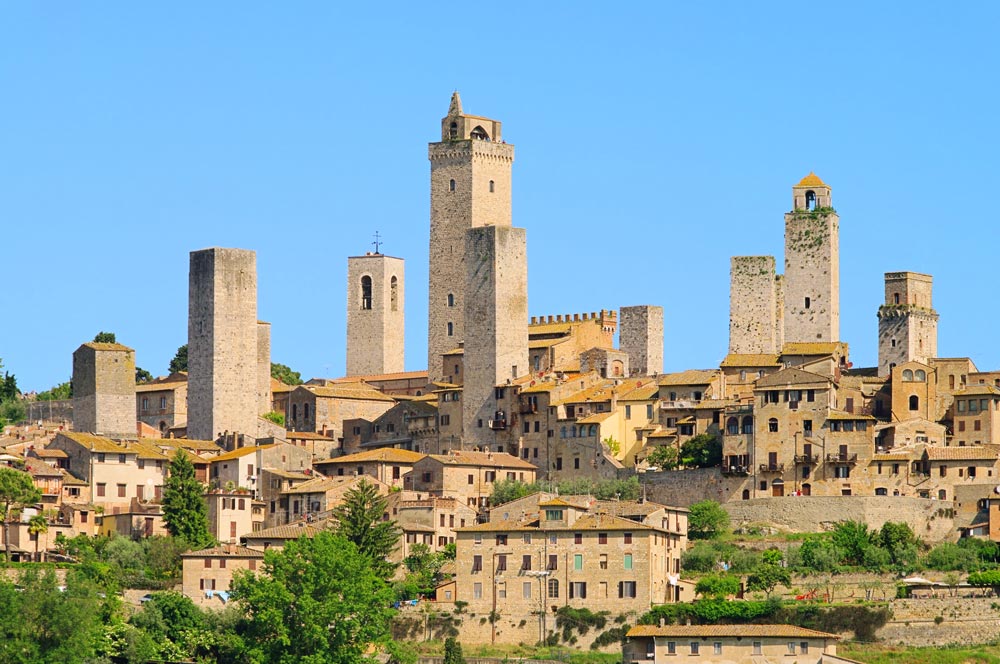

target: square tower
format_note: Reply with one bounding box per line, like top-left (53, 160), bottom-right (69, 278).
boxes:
top-left (72, 342), bottom-right (137, 439)
top-left (783, 173), bottom-right (840, 344)
top-left (427, 93), bottom-right (514, 379)
top-left (346, 253), bottom-right (405, 376)
top-left (462, 225), bottom-right (528, 447)
top-left (878, 272), bottom-right (938, 376)
top-left (728, 256), bottom-right (780, 354)
top-left (620, 305), bottom-right (664, 375)
top-left (188, 247), bottom-right (259, 442)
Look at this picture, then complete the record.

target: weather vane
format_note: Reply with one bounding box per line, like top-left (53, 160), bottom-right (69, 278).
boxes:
top-left (372, 231), bottom-right (383, 254)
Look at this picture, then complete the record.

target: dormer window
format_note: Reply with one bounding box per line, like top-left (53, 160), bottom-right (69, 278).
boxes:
top-left (545, 509), bottom-right (563, 521)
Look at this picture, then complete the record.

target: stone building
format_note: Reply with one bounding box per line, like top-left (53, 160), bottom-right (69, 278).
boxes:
top-left (620, 305), bottom-right (664, 376)
top-left (409, 450), bottom-right (537, 510)
top-left (623, 624), bottom-right (846, 664)
top-left (187, 247), bottom-right (260, 442)
top-left (427, 93), bottom-right (514, 379)
top-left (341, 399), bottom-right (439, 455)
top-left (527, 311), bottom-right (617, 374)
top-left (285, 382), bottom-right (396, 440)
top-left (72, 342), bottom-right (136, 439)
top-left (136, 372), bottom-right (188, 435)
top-left (878, 271), bottom-right (939, 376)
top-left (206, 491), bottom-right (263, 543)
top-left (181, 545), bottom-right (264, 606)
top-left (462, 224), bottom-right (528, 446)
top-left (728, 256), bottom-right (781, 355)
top-left (257, 321), bottom-right (272, 415)
top-left (346, 252), bottom-right (405, 376)
top-left (313, 448), bottom-right (425, 489)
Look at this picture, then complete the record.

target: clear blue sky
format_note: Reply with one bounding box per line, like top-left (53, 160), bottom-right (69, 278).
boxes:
top-left (3, 3), bottom-right (999, 392)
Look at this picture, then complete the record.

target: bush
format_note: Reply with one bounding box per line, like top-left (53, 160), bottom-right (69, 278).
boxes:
top-left (688, 500), bottom-right (730, 540)
top-left (695, 574), bottom-right (741, 599)
top-left (923, 542), bottom-right (981, 572)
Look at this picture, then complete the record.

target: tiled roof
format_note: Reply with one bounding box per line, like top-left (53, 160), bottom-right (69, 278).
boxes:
top-left (826, 410), bottom-right (876, 421)
top-left (330, 370), bottom-right (428, 383)
top-left (617, 381), bottom-right (659, 402)
top-left (795, 172), bottom-right (828, 188)
top-left (61, 471), bottom-right (87, 485)
top-left (316, 448), bottom-right (425, 465)
top-left (261, 468), bottom-right (312, 480)
top-left (442, 347), bottom-right (464, 356)
top-left (129, 440), bottom-right (171, 460)
top-left (657, 370), bottom-right (718, 386)
top-left (781, 342), bottom-right (846, 356)
top-left (627, 623), bottom-right (838, 639)
top-left (210, 444), bottom-right (278, 463)
top-left (167, 438), bottom-right (220, 451)
top-left (952, 385), bottom-right (1000, 397)
top-left (245, 522), bottom-right (326, 540)
top-left (282, 476), bottom-right (361, 494)
top-left (576, 411), bottom-right (615, 424)
top-left (872, 452), bottom-right (913, 461)
top-left (135, 381), bottom-right (186, 393)
top-left (926, 445), bottom-right (1000, 461)
top-left (720, 354), bottom-right (781, 368)
top-left (646, 429), bottom-right (676, 439)
top-left (754, 367), bottom-right (831, 388)
top-left (304, 383), bottom-right (396, 402)
top-left (81, 342), bottom-right (133, 352)
top-left (59, 432), bottom-right (131, 454)
top-left (33, 448), bottom-right (67, 458)
top-left (285, 431), bottom-right (338, 440)
top-left (425, 451), bottom-right (537, 470)
top-left (537, 497), bottom-right (578, 507)
top-left (182, 545), bottom-right (264, 559)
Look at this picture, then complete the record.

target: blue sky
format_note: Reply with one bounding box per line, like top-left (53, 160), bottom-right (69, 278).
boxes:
top-left (3, 3), bottom-right (999, 391)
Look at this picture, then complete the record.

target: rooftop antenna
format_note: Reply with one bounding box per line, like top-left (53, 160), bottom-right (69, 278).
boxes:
top-left (372, 231), bottom-right (383, 255)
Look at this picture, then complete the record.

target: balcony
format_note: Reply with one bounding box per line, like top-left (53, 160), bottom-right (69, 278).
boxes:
top-left (826, 452), bottom-right (858, 465)
top-left (794, 454), bottom-right (820, 465)
top-left (519, 403), bottom-right (538, 414)
top-left (759, 463), bottom-right (785, 473)
top-left (488, 419), bottom-right (507, 431)
top-left (661, 400), bottom-right (700, 410)
top-left (721, 463), bottom-right (750, 476)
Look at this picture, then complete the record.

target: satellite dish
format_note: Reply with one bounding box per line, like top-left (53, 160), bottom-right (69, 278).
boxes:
top-left (993, 485), bottom-right (1000, 494)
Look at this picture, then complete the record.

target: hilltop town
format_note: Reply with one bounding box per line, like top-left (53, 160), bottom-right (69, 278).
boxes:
top-left (4, 94), bottom-right (1000, 663)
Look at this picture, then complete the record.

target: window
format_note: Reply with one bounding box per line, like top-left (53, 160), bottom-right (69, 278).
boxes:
top-left (624, 553), bottom-right (633, 570)
top-left (768, 418), bottom-right (778, 432)
top-left (138, 459), bottom-right (145, 470)
top-left (523, 533), bottom-right (531, 544)
top-left (522, 555), bottom-right (532, 570)
top-left (617, 581), bottom-right (637, 598)
top-left (489, 180), bottom-right (495, 193)
top-left (97, 483), bottom-right (106, 497)
top-left (714, 642), bottom-right (723, 655)
top-left (903, 369), bottom-right (913, 381)
top-left (473, 582), bottom-right (482, 599)
top-left (667, 642), bottom-right (676, 655)
top-left (449, 179), bottom-right (456, 192)
top-left (447, 293), bottom-right (454, 307)
top-left (496, 534), bottom-right (508, 546)
top-left (625, 405), bottom-right (631, 418)
top-left (547, 578), bottom-right (559, 598)
top-left (804, 296), bottom-right (811, 309)
top-left (390, 276), bottom-right (398, 311)
top-left (909, 395), bottom-right (919, 411)
top-left (548, 554), bottom-right (558, 570)
top-left (624, 532), bottom-right (633, 544)
top-left (496, 555), bottom-right (507, 571)
top-left (574, 532), bottom-right (583, 545)
top-left (447, 322), bottom-right (454, 336)
top-left (835, 466), bottom-right (850, 479)
top-left (360, 276), bottom-right (373, 310)
top-left (800, 642), bottom-right (809, 654)
top-left (468, 474), bottom-right (474, 485)
top-left (474, 533), bottom-right (482, 544)
top-left (598, 532), bottom-right (607, 545)
top-left (600, 553), bottom-right (608, 569)
top-left (545, 509), bottom-right (563, 521)
top-left (753, 641), bottom-right (762, 655)
top-left (573, 458), bottom-right (580, 469)
top-left (204, 558), bottom-right (212, 569)
top-left (523, 582), bottom-right (532, 599)
top-left (472, 555), bottom-right (482, 572)
top-left (788, 642), bottom-right (797, 654)
top-left (689, 642), bottom-right (700, 655)
top-left (97, 453), bottom-right (105, 463)
top-left (574, 554), bottom-right (583, 570)
top-left (569, 582), bottom-right (587, 599)
top-left (117, 484), bottom-right (126, 498)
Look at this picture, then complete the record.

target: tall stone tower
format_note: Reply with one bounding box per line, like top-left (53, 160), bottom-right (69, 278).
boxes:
top-left (620, 305), bottom-right (664, 375)
top-left (72, 342), bottom-right (137, 439)
top-left (188, 248), bottom-right (259, 442)
top-left (729, 256), bottom-right (781, 354)
top-left (462, 225), bottom-right (528, 447)
top-left (257, 321), bottom-right (272, 414)
top-left (878, 271), bottom-right (938, 376)
top-left (346, 252), bottom-right (405, 376)
top-left (427, 92), bottom-right (514, 379)
top-left (783, 173), bottom-right (839, 344)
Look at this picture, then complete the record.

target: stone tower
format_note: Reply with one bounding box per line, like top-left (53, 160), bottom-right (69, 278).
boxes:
top-left (728, 256), bottom-right (781, 354)
top-left (878, 271), bottom-right (938, 376)
top-left (462, 225), bottom-right (528, 447)
top-left (620, 305), bottom-right (664, 375)
top-left (72, 342), bottom-right (137, 439)
top-left (783, 173), bottom-right (839, 344)
top-left (346, 252), bottom-right (405, 376)
top-left (427, 92), bottom-right (514, 379)
top-left (257, 321), bottom-right (272, 414)
top-left (188, 248), bottom-right (259, 442)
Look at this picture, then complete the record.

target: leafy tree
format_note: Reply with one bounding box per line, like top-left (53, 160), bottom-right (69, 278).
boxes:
top-left (13, 567), bottom-right (107, 662)
top-left (879, 521), bottom-right (918, 570)
top-left (399, 543), bottom-right (447, 598)
top-left (36, 380), bottom-right (72, 401)
top-left (0, 371), bottom-right (18, 401)
top-left (490, 478), bottom-right (535, 506)
top-left (162, 451), bottom-right (213, 549)
top-left (831, 521), bottom-right (875, 567)
top-left (646, 444), bottom-right (679, 470)
top-left (0, 467), bottom-right (42, 560)
top-left (231, 531), bottom-right (395, 664)
top-left (136, 367), bottom-right (154, 383)
top-left (922, 542), bottom-right (980, 572)
top-left (746, 561), bottom-right (791, 598)
top-left (263, 411), bottom-right (285, 426)
top-left (680, 433), bottom-right (722, 468)
top-left (443, 636), bottom-right (466, 664)
top-left (169, 344), bottom-right (188, 373)
top-left (694, 574), bottom-right (740, 599)
top-left (270, 362), bottom-right (303, 385)
top-left (331, 479), bottom-right (400, 579)
top-left (0, 397), bottom-right (25, 427)
top-left (94, 331), bottom-right (117, 343)
top-left (28, 513), bottom-right (49, 561)
top-left (687, 500), bottom-right (730, 540)
top-left (791, 536), bottom-right (843, 573)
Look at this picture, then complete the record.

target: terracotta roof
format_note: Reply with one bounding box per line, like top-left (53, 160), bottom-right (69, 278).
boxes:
top-left (261, 468), bottom-right (312, 480)
top-left (182, 545), bottom-right (264, 559)
top-left (58, 432), bottom-right (131, 454)
top-left (627, 623), bottom-right (838, 639)
top-left (301, 383), bottom-right (395, 402)
top-left (129, 440), bottom-right (171, 461)
top-left (720, 354), bottom-right (781, 368)
top-left (872, 452), bottom-right (913, 461)
top-left (577, 411), bottom-right (615, 424)
top-left (795, 172), bottom-right (828, 188)
top-left (616, 381), bottom-right (660, 402)
top-left (245, 522), bottom-right (326, 540)
top-left (952, 385), bottom-right (1000, 397)
top-left (646, 429), bottom-right (676, 439)
top-left (32, 448), bottom-right (67, 458)
top-left (210, 444), bottom-right (278, 463)
top-left (285, 431), bottom-right (338, 440)
top-left (61, 471), bottom-right (87, 485)
top-left (537, 497), bottom-right (579, 507)
top-left (330, 370), bottom-right (428, 383)
top-left (442, 347), bottom-right (464, 356)
top-left (826, 410), bottom-right (876, 421)
top-left (657, 370), bottom-right (719, 386)
top-left (167, 438), bottom-right (221, 452)
top-left (781, 341), bottom-right (846, 356)
top-left (81, 342), bottom-right (133, 352)
top-left (135, 381), bottom-right (186, 393)
top-left (425, 451), bottom-right (537, 470)
top-left (282, 476), bottom-right (362, 495)
top-left (316, 448), bottom-right (425, 465)
top-left (926, 445), bottom-right (1000, 461)
top-left (754, 367), bottom-right (831, 388)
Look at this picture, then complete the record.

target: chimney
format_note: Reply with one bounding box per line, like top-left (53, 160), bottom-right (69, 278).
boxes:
top-left (659, 618), bottom-right (665, 628)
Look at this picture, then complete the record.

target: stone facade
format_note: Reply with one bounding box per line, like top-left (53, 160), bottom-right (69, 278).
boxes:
top-left (878, 271), bottom-right (938, 376)
top-left (620, 305), bottom-right (664, 376)
top-left (72, 342), bottom-right (136, 439)
top-left (257, 321), bottom-right (271, 414)
top-left (180, 545), bottom-right (264, 607)
top-left (136, 373), bottom-right (188, 434)
top-left (783, 175), bottom-right (840, 343)
top-left (187, 248), bottom-right (259, 442)
top-left (346, 253), bottom-right (405, 376)
top-left (462, 225), bottom-right (528, 446)
top-left (624, 625), bottom-right (842, 664)
top-left (728, 257), bottom-right (780, 354)
top-left (427, 93), bottom-right (514, 379)
top-left (206, 492), bottom-right (259, 543)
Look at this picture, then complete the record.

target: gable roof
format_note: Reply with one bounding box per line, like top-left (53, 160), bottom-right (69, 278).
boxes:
top-left (926, 445), bottom-right (1000, 461)
top-left (627, 623), bottom-right (838, 639)
top-left (57, 432), bottom-right (132, 454)
top-left (754, 367), bottom-right (832, 389)
top-left (298, 383), bottom-right (396, 402)
top-left (315, 448), bottom-right (425, 465)
top-left (210, 444), bottom-right (278, 463)
top-left (182, 545), bottom-right (264, 559)
top-left (720, 353), bottom-right (782, 368)
top-left (657, 369), bottom-right (719, 386)
top-left (424, 451), bottom-right (537, 470)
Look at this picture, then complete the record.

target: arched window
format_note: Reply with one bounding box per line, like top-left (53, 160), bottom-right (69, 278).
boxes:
top-left (571, 426), bottom-right (578, 438)
top-left (447, 293), bottom-right (455, 307)
top-left (893, 293), bottom-right (900, 305)
top-left (768, 418), bottom-right (778, 433)
top-left (547, 578), bottom-right (559, 598)
top-left (741, 416), bottom-right (753, 434)
top-left (726, 417), bottom-right (739, 435)
top-left (902, 369), bottom-right (913, 381)
top-left (909, 395), bottom-right (919, 411)
top-left (390, 276), bottom-right (398, 312)
top-left (742, 489), bottom-right (750, 500)
top-left (470, 125), bottom-right (490, 140)
top-left (360, 276), bottom-right (373, 310)
top-left (449, 179), bottom-right (456, 192)
top-left (915, 369), bottom-right (926, 382)
top-left (805, 190), bottom-right (816, 211)
top-left (875, 487), bottom-right (888, 496)
top-left (589, 425), bottom-right (598, 437)
top-left (292, 404), bottom-right (298, 420)
top-left (489, 180), bottom-right (495, 193)
top-left (560, 427), bottom-right (567, 438)
top-left (304, 404), bottom-right (310, 420)
top-left (447, 322), bottom-right (454, 336)
top-left (449, 121), bottom-right (458, 139)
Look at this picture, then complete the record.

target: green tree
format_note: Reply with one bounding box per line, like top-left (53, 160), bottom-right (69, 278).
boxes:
top-left (443, 637), bottom-right (466, 664)
top-left (746, 561), bottom-right (791, 598)
top-left (646, 444), bottom-right (679, 470)
top-left (0, 467), bottom-right (42, 560)
top-left (16, 567), bottom-right (107, 661)
top-left (694, 574), bottom-right (740, 599)
top-left (0, 397), bottom-right (25, 427)
top-left (0, 371), bottom-right (18, 401)
top-left (331, 479), bottom-right (401, 579)
top-left (231, 531), bottom-right (395, 664)
top-left (263, 411), bottom-right (285, 426)
top-left (135, 367), bottom-right (154, 384)
top-left (679, 433), bottom-right (722, 468)
top-left (879, 521), bottom-right (918, 570)
top-left (94, 331), bottom-right (117, 343)
top-left (270, 362), bottom-right (303, 385)
top-left (169, 345), bottom-right (188, 373)
top-left (687, 500), bottom-right (730, 540)
top-left (36, 380), bottom-right (72, 401)
top-left (28, 513), bottom-right (49, 562)
top-left (831, 521), bottom-right (875, 567)
top-left (162, 451), bottom-right (213, 549)
top-left (490, 478), bottom-right (537, 506)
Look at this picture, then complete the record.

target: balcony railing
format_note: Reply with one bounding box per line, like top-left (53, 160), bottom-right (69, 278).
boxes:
top-left (794, 454), bottom-right (820, 465)
top-left (661, 400), bottom-right (700, 409)
top-left (488, 419), bottom-right (507, 431)
top-left (721, 463), bottom-right (750, 476)
top-left (826, 452), bottom-right (858, 464)
top-left (758, 463), bottom-right (785, 473)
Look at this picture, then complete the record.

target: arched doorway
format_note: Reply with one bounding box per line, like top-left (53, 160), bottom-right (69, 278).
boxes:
top-left (771, 478), bottom-right (785, 497)
top-left (800, 483), bottom-right (811, 496)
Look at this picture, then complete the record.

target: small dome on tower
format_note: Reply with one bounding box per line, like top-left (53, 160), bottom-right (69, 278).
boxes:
top-left (796, 172), bottom-right (827, 188)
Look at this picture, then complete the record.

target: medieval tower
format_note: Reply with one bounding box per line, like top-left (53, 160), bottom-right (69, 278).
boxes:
top-left (878, 271), bottom-right (938, 376)
top-left (462, 225), bottom-right (528, 447)
top-left (187, 247), bottom-right (259, 442)
top-left (728, 256), bottom-right (781, 355)
top-left (427, 92), bottom-right (514, 379)
top-left (257, 321), bottom-right (272, 414)
top-left (783, 173), bottom-right (840, 344)
top-left (72, 341), bottom-right (137, 439)
top-left (620, 305), bottom-right (664, 375)
top-left (346, 252), bottom-right (405, 376)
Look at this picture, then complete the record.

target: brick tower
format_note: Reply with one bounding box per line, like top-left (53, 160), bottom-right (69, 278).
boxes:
top-left (427, 92), bottom-right (514, 379)
top-left (620, 305), bottom-right (664, 375)
top-left (346, 252), bottom-right (405, 376)
top-left (462, 225), bottom-right (528, 447)
top-left (187, 248), bottom-right (259, 442)
top-left (878, 271), bottom-right (938, 376)
top-left (72, 341), bottom-right (136, 439)
top-left (783, 173), bottom-right (840, 344)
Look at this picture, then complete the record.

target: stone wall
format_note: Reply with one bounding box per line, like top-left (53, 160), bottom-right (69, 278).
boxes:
top-left (729, 256), bottom-right (779, 354)
top-left (620, 305), bottom-right (664, 376)
top-left (879, 597), bottom-right (1000, 646)
top-left (346, 254), bottom-right (405, 376)
top-left (783, 210), bottom-right (840, 344)
top-left (257, 321), bottom-right (271, 415)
